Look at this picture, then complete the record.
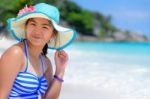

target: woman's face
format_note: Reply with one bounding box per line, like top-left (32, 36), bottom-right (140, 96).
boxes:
top-left (26, 18), bottom-right (54, 47)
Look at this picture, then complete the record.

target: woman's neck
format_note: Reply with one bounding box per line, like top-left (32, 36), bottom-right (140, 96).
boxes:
top-left (26, 41), bottom-right (43, 58)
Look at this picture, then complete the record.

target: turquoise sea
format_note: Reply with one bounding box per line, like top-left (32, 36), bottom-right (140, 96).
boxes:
top-left (69, 42), bottom-right (150, 66)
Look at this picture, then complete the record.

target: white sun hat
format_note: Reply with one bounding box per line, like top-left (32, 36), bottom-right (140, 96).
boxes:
top-left (7, 3), bottom-right (77, 50)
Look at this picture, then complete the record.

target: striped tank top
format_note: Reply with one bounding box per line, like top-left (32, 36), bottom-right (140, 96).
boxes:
top-left (8, 40), bottom-right (48, 99)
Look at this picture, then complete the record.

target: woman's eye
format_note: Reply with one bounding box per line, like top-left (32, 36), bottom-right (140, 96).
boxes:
top-left (43, 27), bottom-right (48, 29)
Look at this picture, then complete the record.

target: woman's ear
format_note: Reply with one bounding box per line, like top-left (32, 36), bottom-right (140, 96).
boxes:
top-left (50, 33), bottom-right (55, 40)
top-left (51, 32), bottom-right (56, 38)
top-left (51, 29), bottom-right (57, 38)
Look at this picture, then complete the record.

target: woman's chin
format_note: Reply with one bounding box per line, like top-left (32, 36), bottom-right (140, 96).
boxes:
top-left (30, 38), bottom-right (44, 47)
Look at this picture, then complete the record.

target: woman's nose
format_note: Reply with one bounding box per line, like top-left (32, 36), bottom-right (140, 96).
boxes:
top-left (34, 26), bottom-right (42, 34)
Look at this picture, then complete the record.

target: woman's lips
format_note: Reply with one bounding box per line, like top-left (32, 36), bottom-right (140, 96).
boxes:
top-left (32, 36), bottom-right (42, 40)
top-left (32, 35), bottom-right (41, 39)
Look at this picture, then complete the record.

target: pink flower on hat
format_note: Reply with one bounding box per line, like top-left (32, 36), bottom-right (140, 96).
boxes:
top-left (18, 5), bottom-right (35, 16)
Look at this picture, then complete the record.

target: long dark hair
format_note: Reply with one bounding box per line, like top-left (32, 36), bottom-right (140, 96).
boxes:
top-left (42, 43), bottom-right (48, 56)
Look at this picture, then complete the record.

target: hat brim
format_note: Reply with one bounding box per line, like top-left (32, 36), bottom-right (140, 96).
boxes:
top-left (7, 12), bottom-right (77, 50)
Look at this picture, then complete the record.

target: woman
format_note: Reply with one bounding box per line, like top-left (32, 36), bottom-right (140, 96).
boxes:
top-left (0, 3), bottom-right (76, 99)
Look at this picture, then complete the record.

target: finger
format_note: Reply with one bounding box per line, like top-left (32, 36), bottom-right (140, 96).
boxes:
top-left (55, 50), bottom-right (68, 59)
top-left (58, 50), bottom-right (65, 55)
top-left (58, 53), bottom-right (66, 58)
top-left (55, 51), bottom-right (59, 56)
top-left (55, 50), bottom-right (63, 55)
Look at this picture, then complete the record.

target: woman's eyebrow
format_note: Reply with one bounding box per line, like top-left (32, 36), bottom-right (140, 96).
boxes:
top-left (42, 23), bottom-right (50, 26)
top-left (29, 19), bottom-right (36, 23)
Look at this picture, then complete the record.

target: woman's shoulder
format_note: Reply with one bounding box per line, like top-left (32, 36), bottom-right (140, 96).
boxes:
top-left (1, 42), bottom-right (24, 60)
top-left (0, 42), bottom-right (25, 71)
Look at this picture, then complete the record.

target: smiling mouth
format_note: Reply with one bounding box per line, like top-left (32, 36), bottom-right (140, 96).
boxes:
top-left (32, 36), bottom-right (41, 39)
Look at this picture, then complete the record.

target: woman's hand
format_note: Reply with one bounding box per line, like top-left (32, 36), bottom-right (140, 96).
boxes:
top-left (54, 50), bottom-right (69, 76)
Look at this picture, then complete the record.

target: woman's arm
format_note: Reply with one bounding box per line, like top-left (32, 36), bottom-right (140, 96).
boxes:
top-left (42, 50), bottom-right (68, 99)
top-left (0, 46), bottom-right (24, 98)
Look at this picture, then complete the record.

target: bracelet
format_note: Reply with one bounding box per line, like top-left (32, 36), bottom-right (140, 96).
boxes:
top-left (54, 75), bottom-right (64, 82)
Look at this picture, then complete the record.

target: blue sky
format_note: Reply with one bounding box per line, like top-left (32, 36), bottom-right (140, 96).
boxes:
top-left (71, 0), bottom-right (150, 37)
